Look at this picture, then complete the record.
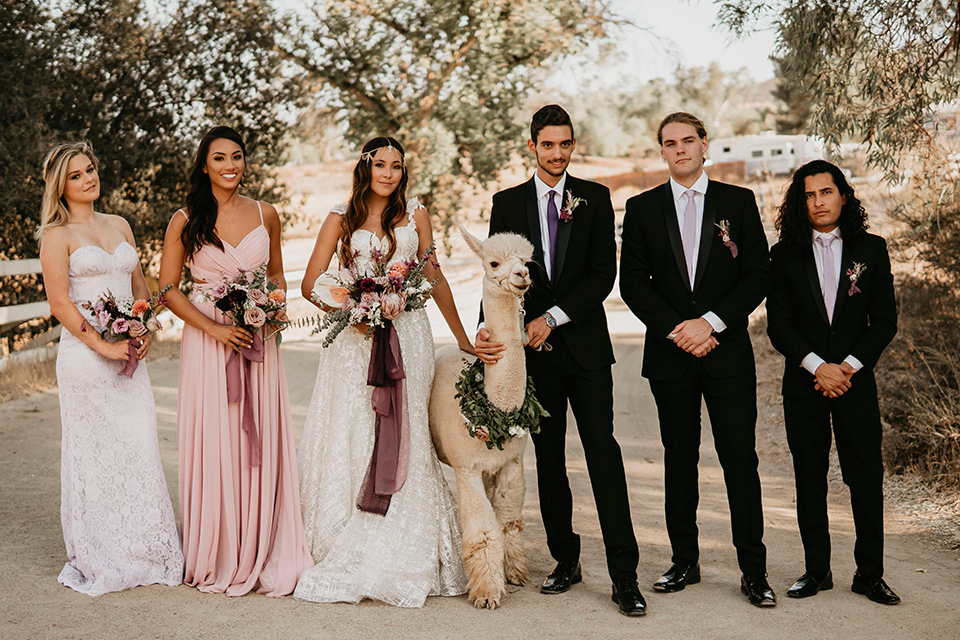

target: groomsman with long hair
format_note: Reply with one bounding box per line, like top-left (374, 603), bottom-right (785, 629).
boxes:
top-left (767, 159), bottom-right (900, 605)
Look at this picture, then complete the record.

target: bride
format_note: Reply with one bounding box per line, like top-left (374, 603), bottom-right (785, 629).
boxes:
top-left (294, 137), bottom-right (473, 607)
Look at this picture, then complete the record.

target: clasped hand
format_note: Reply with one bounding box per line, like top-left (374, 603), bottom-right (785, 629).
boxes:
top-left (670, 318), bottom-right (717, 358)
top-left (814, 361), bottom-right (856, 397)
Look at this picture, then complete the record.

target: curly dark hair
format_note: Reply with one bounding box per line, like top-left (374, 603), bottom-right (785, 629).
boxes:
top-left (775, 159), bottom-right (869, 252)
top-left (530, 104), bottom-right (574, 143)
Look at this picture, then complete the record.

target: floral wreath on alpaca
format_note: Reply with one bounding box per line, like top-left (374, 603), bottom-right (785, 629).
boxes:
top-left (454, 358), bottom-right (549, 451)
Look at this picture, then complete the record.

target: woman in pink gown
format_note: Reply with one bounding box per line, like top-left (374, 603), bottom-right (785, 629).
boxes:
top-left (159, 126), bottom-right (312, 596)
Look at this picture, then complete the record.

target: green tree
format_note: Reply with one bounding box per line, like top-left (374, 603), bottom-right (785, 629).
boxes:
top-left (259, 0), bottom-right (617, 234)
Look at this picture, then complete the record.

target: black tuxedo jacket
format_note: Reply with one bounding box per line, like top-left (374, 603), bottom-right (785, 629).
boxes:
top-left (766, 233), bottom-right (897, 398)
top-left (620, 180), bottom-right (771, 381)
top-left (486, 174), bottom-right (617, 371)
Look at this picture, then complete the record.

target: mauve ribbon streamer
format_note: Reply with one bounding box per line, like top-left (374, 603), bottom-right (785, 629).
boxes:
top-left (357, 321), bottom-right (410, 516)
top-left (117, 338), bottom-right (142, 378)
top-left (226, 332), bottom-right (264, 467)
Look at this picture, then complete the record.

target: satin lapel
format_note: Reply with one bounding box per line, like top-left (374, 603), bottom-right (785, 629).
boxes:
top-left (803, 247), bottom-right (831, 326)
top-left (692, 188), bottom-right (716, 294)
top-left (553, 177), bottom-right (576, 283)
top-left (662, 184), bottom-right (691, 290)
top-left (832, 239), bottom-right (855, 323)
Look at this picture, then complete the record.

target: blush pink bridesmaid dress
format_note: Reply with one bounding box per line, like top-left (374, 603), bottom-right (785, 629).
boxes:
top-left (176, 203), bottom-right (312, 596)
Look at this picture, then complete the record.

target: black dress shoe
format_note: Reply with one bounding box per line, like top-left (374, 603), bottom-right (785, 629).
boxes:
top-left (851, 572), bottom-right (901, 605)
top-left (653, 562), bottom-right (701, 592)
top-left (540, 560), bottom-right (582, 594)
top-left (741, 573), bottom-right (777, 607)
top-left (786, 570), bottom-right (833, 598)
top-left (611, 579), bottom-right (647, 616)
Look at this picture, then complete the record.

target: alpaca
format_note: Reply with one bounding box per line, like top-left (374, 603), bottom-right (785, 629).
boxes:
top-left (429, 227), bottom-right (535, 610)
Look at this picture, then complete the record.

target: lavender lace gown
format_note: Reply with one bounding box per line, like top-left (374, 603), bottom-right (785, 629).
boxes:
top-left (56, 242), bottom-right (183, 596)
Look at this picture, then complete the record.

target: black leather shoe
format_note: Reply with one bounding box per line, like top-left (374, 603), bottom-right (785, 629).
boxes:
top-left (786, 570), bottom-right (833, 598)
top-left (540, 560), bottom-right (582, 594)
top-left (611, 579), bottom-right (647, 616)
top-left (653, 562), bottom-right (701, 592)
top-left (851, 572), bottom-right (901, 605)
top-left (741, 573), bottom-right (777, 607)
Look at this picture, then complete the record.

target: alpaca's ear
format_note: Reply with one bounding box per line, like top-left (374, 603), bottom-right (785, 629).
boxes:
top-left (458, 224), bottom-right (485, 258)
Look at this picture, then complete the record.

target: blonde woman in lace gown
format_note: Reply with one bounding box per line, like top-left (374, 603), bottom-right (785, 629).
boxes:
top-left (38, 142), bottom-right (183, 596)
top-left (295, 137), bottom-right (473, 607)
top-left (159, 126), bottom-right (312, 596)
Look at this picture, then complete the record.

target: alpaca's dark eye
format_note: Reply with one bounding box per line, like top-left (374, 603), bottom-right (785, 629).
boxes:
top-left (490, 261), bottom-right (499, 268)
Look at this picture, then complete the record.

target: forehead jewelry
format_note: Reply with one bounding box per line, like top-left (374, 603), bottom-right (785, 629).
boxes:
top-left (359, 142), bottom-right (404, 166)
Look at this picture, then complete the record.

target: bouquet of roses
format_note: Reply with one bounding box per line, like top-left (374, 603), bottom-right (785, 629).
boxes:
top-left (79, 285), bottom-right (170, 377)
top-left (201, 263), bottom-right (287, 346)
top-left (310, 242), bottom-right (436, 348)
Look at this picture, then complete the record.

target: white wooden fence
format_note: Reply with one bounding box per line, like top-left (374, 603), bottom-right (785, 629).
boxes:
top-left (0, 259), bottom-right (60, 372)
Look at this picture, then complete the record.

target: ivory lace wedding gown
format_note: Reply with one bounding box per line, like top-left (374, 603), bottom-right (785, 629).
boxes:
top-left (294, 200), bottom-right (468, 607)
top-left (56, 241), bottom-right (183, 595)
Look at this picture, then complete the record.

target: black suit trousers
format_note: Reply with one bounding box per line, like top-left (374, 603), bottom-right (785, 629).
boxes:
top-left (783, 393), bottom-right (884, 577)
top-left (648, 359), bottom-right (767, 575)
top-left (528, 338), bottom-right (639, 580)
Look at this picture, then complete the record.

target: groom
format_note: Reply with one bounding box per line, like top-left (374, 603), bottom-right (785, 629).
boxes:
top-left (619, 112), bottom-right (775, 606)
top-left (475, 104), bottom-right (645, 616)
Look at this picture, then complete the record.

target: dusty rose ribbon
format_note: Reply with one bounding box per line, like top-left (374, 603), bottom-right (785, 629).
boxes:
top-left (226, 333), bottom-right (264, 467)
top-left (117, 338), bottom-right (142, 378)
top-left (357, 321), bottom-right (410, 516)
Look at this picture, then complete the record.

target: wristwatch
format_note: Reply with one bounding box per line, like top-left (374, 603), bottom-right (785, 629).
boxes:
top-left (542, 312), bottom-right (557, 329)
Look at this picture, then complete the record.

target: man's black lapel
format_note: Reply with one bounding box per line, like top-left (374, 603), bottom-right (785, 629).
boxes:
top-left (524, 178), bottom-right (548, 282)
top-left (833, 239), bottom-right (857, 324)
top-left (552, 176), bottom-right (577, 283)
top-left (803, 247), bottom-right (831, 326)
top-left (662, 183), bottom-right (691, 290)
top-left (692, 186), bottom-right (716, 294)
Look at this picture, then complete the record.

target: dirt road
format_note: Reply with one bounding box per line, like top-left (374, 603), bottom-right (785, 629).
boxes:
top-left (1, 334), bottom-right (958, 639)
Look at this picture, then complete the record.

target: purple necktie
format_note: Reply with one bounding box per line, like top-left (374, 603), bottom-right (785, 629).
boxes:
top-left (546, 190), bottom-right (559, 281)
top-left (682, 189), bottom-right (697, 288)
top-left (817, 234), bottom-right (837, 322)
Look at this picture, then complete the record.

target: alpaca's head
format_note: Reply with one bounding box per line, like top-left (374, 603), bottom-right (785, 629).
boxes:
top-left (460, 226), bottom-right (533, 297)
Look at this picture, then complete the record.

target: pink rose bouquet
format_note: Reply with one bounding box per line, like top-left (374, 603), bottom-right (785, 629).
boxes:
top-left (201, 263), bottom-right (287, 345)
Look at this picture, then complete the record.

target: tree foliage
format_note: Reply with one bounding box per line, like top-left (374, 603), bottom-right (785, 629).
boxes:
top-left (0, 0), bottom-right (298, 307)
top-left (259, 0), bottom-right (617, 234)
top-left (717, 0), bottom-right (960, 280)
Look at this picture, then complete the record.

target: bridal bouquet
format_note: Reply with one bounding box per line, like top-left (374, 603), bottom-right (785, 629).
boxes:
top-left (79, 286), bottom-right (170, 377)
top-left (201, 263), bottom-right (287, 345)
top-left (311, 243), bottom-right (436, 347)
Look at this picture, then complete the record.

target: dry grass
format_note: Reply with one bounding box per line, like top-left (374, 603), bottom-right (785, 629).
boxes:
top-left (0, 354), bottom-right (58, 404)
top-left (878, 275), bottom-right (960, 489)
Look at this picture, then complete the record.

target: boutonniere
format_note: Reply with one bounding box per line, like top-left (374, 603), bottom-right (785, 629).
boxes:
top-left (560, 189), bottom-right (586, 222)
top-left (846, 262), bottom-right (866, 296)
top-left (715, 220), bottom-right (738, 258)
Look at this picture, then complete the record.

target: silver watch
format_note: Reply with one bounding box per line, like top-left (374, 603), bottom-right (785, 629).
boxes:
top-left (542, 312), bottom-right (557, 329)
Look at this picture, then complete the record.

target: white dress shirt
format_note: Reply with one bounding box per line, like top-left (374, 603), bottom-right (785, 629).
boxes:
top-left (667, 172), bottom-right (725, 335)
top-left (800, 227), bottom-right (864, 375)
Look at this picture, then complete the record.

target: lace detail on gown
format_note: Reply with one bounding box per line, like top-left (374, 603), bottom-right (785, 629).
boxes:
top-left (57, 242), bottom-right (184, 595)
top-left (294, 208), bottom-right (468, 607)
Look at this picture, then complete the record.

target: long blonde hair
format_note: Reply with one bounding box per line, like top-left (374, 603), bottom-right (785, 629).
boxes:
top-left (35, 141), bottom-right (99, 242)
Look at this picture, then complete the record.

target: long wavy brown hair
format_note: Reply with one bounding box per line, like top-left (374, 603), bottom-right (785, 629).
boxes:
top-left (338, 137), bottom-right (409, 267)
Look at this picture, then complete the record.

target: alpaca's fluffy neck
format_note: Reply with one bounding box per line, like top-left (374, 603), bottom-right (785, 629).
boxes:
top-left (482, 279), bottom-right (526, 412)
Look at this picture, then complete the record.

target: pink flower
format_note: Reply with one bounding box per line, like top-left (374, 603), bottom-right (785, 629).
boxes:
top-left (388, 262), bottom-right (410, 278)
top-left (380, 292), bottom-right (405, 320)
top-left (268, 289), bottom-right (286, 304)
top-left (248, 288), bottom-right (269, 305)
top-left (244, 271), bottom-right (257, 284)
top-left (131, 299), bottom-right (150, 316)
top-left (97, 310), bottom-right (111, 328)
top-left (93, 300), bottom-right (105, 313)
top-left (145, 316), bottom-right (161, 332)
top-left (244, 306), bottom-right (266, 327)
top-left (360, 291), bottom-right (378, 307)
top-left (341, 296), bottom-right (356, 311)
top-left (111, 318), bottom-right (129, 334)
top-left (213, 284), bottom-right (227, 298)
top-left (128, 319), bottom-right (147, 336)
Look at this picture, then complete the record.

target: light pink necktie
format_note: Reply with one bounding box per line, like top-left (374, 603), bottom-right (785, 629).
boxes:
top-left (682, 189), bottom-right (698, 288)
top-left (817, 234), bottom-right (837, 322)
